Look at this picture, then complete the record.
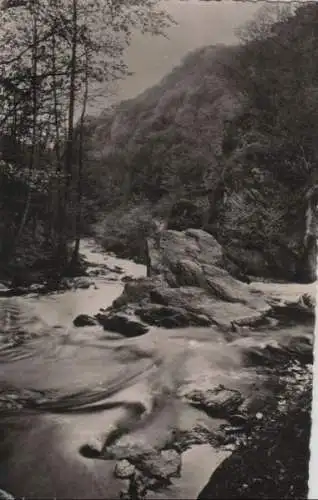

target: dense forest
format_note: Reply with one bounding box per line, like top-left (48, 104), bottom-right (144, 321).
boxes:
top-left (0, 2), bottom-right (317, 285)
top-left (0, 0), bottom-right (172, 285)
top-left (82, 3), bottom-right (318, 283)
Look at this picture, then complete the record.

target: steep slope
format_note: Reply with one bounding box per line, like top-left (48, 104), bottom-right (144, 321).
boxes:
top-left (82, 22), bottom-right (316, 282)
top-left (81, 44), bottom-right (242, 263)
top-left (83, 44), bottom-right (239, 206)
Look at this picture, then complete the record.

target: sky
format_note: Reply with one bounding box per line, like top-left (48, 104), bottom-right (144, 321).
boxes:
top-left (87, 0), bottom-right (267, 114)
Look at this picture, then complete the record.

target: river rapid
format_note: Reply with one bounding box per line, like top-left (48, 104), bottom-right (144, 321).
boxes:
top-left (0, 239), bottom-right (314, 499)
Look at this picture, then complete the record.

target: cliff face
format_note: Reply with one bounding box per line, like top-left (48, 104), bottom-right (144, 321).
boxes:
top-left (82, 40), bottom-right (315, 282)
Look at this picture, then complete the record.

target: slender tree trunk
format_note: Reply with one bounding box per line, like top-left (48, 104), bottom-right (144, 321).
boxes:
top-left (70, 48), bottom-right (89, 267)
top-left (57, 0), bottom-right (78, 270)
top-left (51, 28), bottom-right (63, 243)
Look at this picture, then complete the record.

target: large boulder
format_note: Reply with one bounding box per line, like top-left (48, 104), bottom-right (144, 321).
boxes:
top-left (108, 229), bottom-right (273, 332)
top-left (146, 229), bottom-right (266, 306)
top-left (146, 229), bottom-right (225, 278)
top-left (106, 229), bottom-right (315, 333)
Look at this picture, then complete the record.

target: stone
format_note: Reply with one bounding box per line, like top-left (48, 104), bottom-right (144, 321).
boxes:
top-left (112, 277), bottom-right (162, 309)
top-left (103, 228), bottom-right (305, 334)
top-left (104, 440), bottom-right (156, 461)
top-left (95, 313), bottom-right (149, 337)
top-left (134, 449), bottom-right (181, 480)
top-left (135, 304), bottom-right (211, 328)
top-left (243, 336), bottom-right (314, 368)
top-left (269, 296), bottom-right (315, 324)
top-left (114, 460), bottom-right (136, 479)
top-left (285, 336), bottom-right (313, 365)
top-left (181, 384), bottom-right (244, 419)
top-left (146, 229), bottom-right (224, 279)
top-left (148, 285), bottom-right (269, 331)
top-left (72, 277), bottom-right (92, 289)
top-left (227, 414), bottom-right (250, 427)
top-left (73, 314), bottom-right (98, 327)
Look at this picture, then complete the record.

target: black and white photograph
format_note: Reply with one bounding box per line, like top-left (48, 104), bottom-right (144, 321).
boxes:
top-left (0, 0), bottom-right (315, 498)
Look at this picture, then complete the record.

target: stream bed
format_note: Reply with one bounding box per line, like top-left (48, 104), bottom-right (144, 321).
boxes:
top-left (0, 239), bottom-right (314, 499)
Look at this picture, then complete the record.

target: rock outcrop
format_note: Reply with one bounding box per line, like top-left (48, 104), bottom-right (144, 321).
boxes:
top-left (106, 228), bottom-right (272, 332)
top-left (73, 228), bottom-right (315, 339)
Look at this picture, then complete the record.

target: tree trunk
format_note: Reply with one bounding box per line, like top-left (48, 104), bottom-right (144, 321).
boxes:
top-left (70, 46), bottom-right (89, 269)
top-left (57, 0), bottom-right (78, 270)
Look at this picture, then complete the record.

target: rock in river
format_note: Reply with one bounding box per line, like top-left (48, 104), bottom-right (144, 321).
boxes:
top-left (73, 314), bottom-right (98, 327)
top-left (114, 460), bottom-right (136, 479)
top-left (135, 304), bottom-right (211, 328)
top-left (107, 228), bottom-right (271, 331)
top-left (134, 449), bottom-right (181, 480)
top-left (180, 383), bottom-right (244, 419)
top-left (95, 313), bottom-right (149, 337)
top-left (110, 446), bottom-right (181, 482)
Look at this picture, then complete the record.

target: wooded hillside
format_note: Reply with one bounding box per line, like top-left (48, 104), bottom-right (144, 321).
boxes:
top-left (82, 4), bottom-right (318, 282)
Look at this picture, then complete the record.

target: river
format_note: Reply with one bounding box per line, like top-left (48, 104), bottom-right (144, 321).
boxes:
top-left (0, 239), bottom-right (314, 499)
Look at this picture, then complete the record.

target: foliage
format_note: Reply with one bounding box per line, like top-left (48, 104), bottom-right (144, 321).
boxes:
top-left (84, 4), bottom-right (318, 281)
top-left (82, 44), bottom-right (238, 222)
top-left (214, 3), bottom-right (318, 278)
top-left (0, 0), bottom-right (172, 281)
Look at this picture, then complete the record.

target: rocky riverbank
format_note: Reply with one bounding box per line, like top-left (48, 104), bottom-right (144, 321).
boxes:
top-left (70, 229), bottom-right (315, 500)
top-left (75, 228), bottom-right (314, 337)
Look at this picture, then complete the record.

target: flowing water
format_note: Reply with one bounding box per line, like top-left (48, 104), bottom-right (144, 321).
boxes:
top-left (0, 239), bottom-right (314, 499)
